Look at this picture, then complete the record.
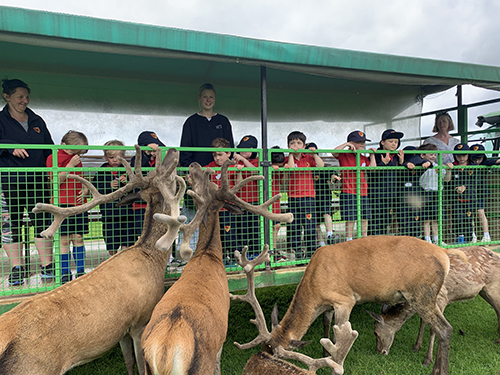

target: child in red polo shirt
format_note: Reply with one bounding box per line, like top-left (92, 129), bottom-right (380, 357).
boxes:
top-left (46, 130), bottom-right (89, 283)
top-left (332, 130), bottom-right (376, 241)
top-left (234, 135), bottom-right (260, 259)
top-left (205, 137), bottom-right (239, 266)
top-left (285, 131), bottom-right (324, 260)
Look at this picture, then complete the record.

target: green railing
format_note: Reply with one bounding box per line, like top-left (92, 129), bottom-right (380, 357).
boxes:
top-left (0, 144), bottom-right (499, 299)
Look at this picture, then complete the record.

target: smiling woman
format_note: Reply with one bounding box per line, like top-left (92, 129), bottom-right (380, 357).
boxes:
top-left (0, 78), bottom-right (55, 286)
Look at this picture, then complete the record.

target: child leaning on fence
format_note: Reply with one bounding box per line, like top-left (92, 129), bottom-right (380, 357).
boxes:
top-left (451, 143), bottom-right (476, 244)
top-left (233, 135), bottom-right (261, 259)
top-left (284, 131), bottom-right (324, 259)
top-left (417, 144), bottom-right (453, 245)
top-left (46, 130), bottom-right (89, 284)
top-left (369, 129), bottom-right (405, 236)
top-left (92, 140), bottom-right (137, 256)
top-left (332, 131), bottom-right (376, 241)
top-left (469, 144), bottom-right (500, 243)
top-left (204, 137), bottom-right (239, 266)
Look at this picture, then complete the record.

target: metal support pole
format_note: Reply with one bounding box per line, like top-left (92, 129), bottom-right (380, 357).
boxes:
top-left (456, 85), bottom-right (468, 143)
top-left (260, 66), bottom-right (271, 248)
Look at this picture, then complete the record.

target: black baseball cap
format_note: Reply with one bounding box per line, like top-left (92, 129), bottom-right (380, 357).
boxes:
top-left (347, 131), bottom-right (370, 142)
top-left (381, 129), bottom-right (404, 141)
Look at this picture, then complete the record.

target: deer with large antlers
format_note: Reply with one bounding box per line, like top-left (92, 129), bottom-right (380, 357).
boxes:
top-left (141, 161), bottom-right (293, 375)
top-left (368, 245), bottom-right (500, 366)
top-left (0, 146), bottom-right (193, 375)
top-left (242, 236), bottom-right (466, 375)
top-left (231, 245), bottom-right (358, 375)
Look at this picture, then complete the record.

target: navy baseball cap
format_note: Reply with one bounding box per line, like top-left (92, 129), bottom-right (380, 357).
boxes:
top-left (454, 143), bottom-right (470, 155)
top-left (305, 142), bottom-right (318, 149)
top-left (237, 135), bottom-right (258, 149)
top-left (381, 129), bottom-right (404, 141)
top-left (347, 131), bottom-right (370, 142)
top-left (470, 144), bottom-right (485, 159)
top-left (137, 131), bottom-right (165, 147)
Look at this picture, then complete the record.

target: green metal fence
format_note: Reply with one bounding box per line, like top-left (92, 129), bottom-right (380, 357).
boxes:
top-left (0, 144), bottom-right (499, 298)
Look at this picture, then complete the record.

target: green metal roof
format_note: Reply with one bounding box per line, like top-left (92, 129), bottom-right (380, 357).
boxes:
top-left (1, 6), bottom-right (500, 122)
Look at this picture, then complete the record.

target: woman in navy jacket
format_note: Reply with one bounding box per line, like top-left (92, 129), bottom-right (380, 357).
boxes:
top-left (0, 78), bottom-right (54, 286)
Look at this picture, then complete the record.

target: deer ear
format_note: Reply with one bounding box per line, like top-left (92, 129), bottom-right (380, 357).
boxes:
top-left (366, 310), bottom-right (384, 323)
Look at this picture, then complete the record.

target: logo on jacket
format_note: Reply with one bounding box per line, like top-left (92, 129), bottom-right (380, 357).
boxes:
top-left (415, 216), bottom-right (419, 221)
top-left (306, 214), bottom-right (312, 220)
top-left (225, 225), bottom-right (231, 232)
top-left (467, 211), bottom-right (472, 217)
top-left (33, 127), bottom-right (41, 133)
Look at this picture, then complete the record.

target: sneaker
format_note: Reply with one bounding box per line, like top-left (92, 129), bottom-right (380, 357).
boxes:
top-left (76, 269), bottom-right (86, 278)
top-left (61, 273), bottom-right (72, 284)
top-left (326, 235), bottom-right (341, 245)
top-left (170, 258), bottom-right (187, 267)
top-left (472, 233), bottom-right (478, 243)
top-left (481, 236), bottom-right (491, 243)
top-left (8, 266), bottom-right (24, 286)
top-left (432, 240), bottom-right (447, 247)
top-left (41, 263), bottom-right (55, 280)
top-left (275, 255), bottom-right (288, 262)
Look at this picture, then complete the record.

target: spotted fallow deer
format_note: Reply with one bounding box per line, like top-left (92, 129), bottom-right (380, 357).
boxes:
top-left (242, 236), bottom-right (466, 375)
top-left (141, 160), bottom-right (293, 375)
top-left (0, 146), bottom-right (196, 375)
top-left (368, 245), bottom-right (500, 366)
top-left (231, 245), bottom-right (358, 375)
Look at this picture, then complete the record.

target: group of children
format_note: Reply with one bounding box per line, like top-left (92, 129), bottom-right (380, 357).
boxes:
top-left (44, 125), bottom-right (498, 280)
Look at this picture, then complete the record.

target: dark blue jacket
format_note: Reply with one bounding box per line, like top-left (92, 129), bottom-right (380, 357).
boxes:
top-left (92, 162), bottom-right (135, 221)
top-left (370, 150), bottom-right (400, 198)
top-left (0, 104), bottom-right (54, 182)
top-left (179, 113), bottom-right (234, 167)
top-left (452, 161), bottom-right (476, 202)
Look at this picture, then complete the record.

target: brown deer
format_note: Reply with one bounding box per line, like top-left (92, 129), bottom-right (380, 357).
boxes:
top-left (141, 161), bottom-right (293, 375)
top-left (0, 147), bottom-right (194, 375)
top-left (239, 236), bottom-right (467, 375)
top-left (368, 245), bottom-right (500, 366)
top-left (231, 245), bottom-right (358, 375)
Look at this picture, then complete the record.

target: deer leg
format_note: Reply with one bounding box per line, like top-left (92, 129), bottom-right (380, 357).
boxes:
top-left (119, 334), bottom-right (137, 375)
top-left (479, 288), bottom-right (500, 343)
top-left (413, 317), bottom-right (425, 352)
top-left (214, 346), bottom-right (222, 375)
top-left (423, 329), bottom-right (436, 367)
top-left (323, 310), bottom-right (334, 356)
top-left (418, 307), bottom-right (452, 375)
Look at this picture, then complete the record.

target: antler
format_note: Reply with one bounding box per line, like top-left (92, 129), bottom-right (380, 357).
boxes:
top-left (218, 160), bottom-right (293, 224)
top-left (150, 148), bottom-right (189, 251)
top-left (230, 245), bottom-right (273, 350)
top-left (175, 162), bottom-right (215, 260)
top-left (33, 145), bottom-right (149, 238)
top-left (274, 323), bottom-right (358, 375)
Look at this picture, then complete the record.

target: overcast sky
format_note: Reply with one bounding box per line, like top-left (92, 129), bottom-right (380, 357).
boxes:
top-left (1, 0), bottom-right (499, 136)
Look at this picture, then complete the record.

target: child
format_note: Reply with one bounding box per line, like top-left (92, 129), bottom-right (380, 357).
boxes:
top-left (285, 131), bottom-right (324, 260)
top-left (130, 131), bottom-right (165, 238)
top-left (451, 143), bottom-right (475, 243)
top-left (93, 140), bottom-right (137, 256)
top-left (270, 146), bottom-right (286, 260)
top-left (395, 145), bottom-right (427, 238)
top-left (205, 137), bottom-right (239, 266)
top-left (46, 130), bottom-right (89, 283)
top-left (234, 135), bottom-right (260, 259)
top-left (306, 142), bottom-right (340, 246)
top-left (418, 144), bottom-right (453, 245)
top-left (469, 144), bottom-right (500, 242)
top-left (369, 129), bottom-right (405, 236)
top-left (332, 130), bottom-right (376, 241)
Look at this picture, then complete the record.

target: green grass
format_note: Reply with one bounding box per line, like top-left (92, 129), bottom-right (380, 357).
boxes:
top-left (67, 284), bottom-right (500, 375)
